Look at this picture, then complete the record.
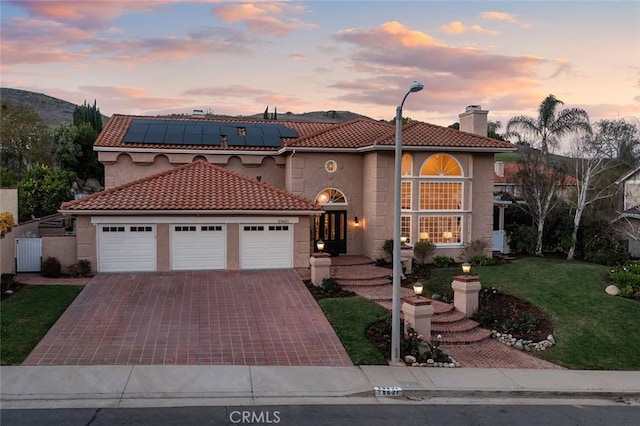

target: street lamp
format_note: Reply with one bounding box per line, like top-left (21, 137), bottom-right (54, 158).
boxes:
top-left (391, 80), bottom-right (424, 365)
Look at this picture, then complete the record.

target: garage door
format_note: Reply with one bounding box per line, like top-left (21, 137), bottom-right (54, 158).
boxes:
top-left (171, 224), bottom-right (226, 270)
top-left (240, 224), bottom-right (292, 269)
top-left (98, 225), bottom-right (156, 272)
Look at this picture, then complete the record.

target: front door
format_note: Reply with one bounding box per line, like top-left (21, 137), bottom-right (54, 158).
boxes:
top-left (314, 210), bottom-right (347, 256)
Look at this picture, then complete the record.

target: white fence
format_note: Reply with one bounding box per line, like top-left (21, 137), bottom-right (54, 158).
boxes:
top-left (492, 230), bottom-right (505, 253)
top-left (15, 237), bottom-right (42, 272)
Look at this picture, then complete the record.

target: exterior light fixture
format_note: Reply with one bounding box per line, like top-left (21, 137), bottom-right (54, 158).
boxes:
top-left (354, 216), bottom-right (359, 227)
top-left (413, 281), bottom-right (424, 297)
top-left (419, 232), bottom-right (429, 241)
top-left (400, 235), bottom-right (408, 244)
top-left (392, 80), bottom-right (424, 365)
top-left (442, 231), bottom-right (453, 240)
top-left (462, 262), bottom-right (472, 275)
top-left (316, 239), bottom-right (325, 252)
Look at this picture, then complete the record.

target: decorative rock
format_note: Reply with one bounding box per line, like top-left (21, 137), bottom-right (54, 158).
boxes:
top-left (514, 340), bottom-right (524, 350)
top-left (605, 285), bottom-right (620, 296)
top-left (431, 293), bottom-right (443, 301)
top-left (454, 362), bottom-right (461, 368)
top-left (412, 362), bottom-right (419, 367)
top-left (426, 359), bottom-right (434, 365)
top-left (4, 290), bottom-right (14, 295)
top-left (419, 363), bottom-right (427, 367)
top-left (547, 335), bottom-right (556, 345)
top-left (404, 355), bottom-right (417, 364)
top-left (449, 363), bottom-right (456, 368)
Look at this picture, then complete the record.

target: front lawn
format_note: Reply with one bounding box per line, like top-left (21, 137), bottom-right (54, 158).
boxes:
top-left (317, 296), bottom-right (389, 365)
top-left (428, 258), bottom-right (640, 370)
top-left (1, 285), bottom-right (83, 365)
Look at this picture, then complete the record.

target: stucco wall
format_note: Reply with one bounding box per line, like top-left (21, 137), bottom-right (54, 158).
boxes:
top-left (470, 153), bottom-right (497, 256)
top-left (226, 223), bottom-right (240, 270)
top-left (157, 223), bottom-right (170, 271)
top-left (293, 216), bottom-right (312, 268)
top-left (42, 235), bottom-right (77, 272)
top-left (624, 171), bottom-right (640, 211)
top-left (75, 216), bottom-right (97, 272)
top-left (0, 220), bottom-right (41, 274)
top-left (101, 152), bottom-right (287, 189)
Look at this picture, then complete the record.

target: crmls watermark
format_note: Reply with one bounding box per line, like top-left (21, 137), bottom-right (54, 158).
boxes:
top-left (229, 410), bottom-right (281, 424)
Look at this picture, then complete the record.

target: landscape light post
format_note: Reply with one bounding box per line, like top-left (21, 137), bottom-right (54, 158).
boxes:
top-left (391, 81), bottom-right (424, 365)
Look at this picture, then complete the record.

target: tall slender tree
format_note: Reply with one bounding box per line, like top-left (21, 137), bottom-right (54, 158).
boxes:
top-left (506, 94), bottom-right (591, 256)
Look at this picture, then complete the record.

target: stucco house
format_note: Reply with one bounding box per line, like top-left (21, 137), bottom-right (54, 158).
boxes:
top-left (59, 106), bottom-right (515, 273)
top-left (614, 165), bottom-right (640, 257)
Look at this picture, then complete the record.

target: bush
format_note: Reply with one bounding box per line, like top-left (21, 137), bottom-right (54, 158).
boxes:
top-left (77, 259), bottom-right (92, 276)
top-left (413, 241), bottom-right (435, 264)
top-left (461, 239), bottom-right (488, 261)
top-left (382, 239), bottom-right (394, 258)
top-left (41, 257), bottom-right (61, 278)
top-left (433, 255), bottom-right (455, 268)
top-left (471, 254), bottom-right (495, 267)
top-left (584, 233), bottom-right (628, 266)
top-left (610, 264), bottom-right (640, 300)
top-left (0, 211), bottom-right (15, 234)
top-left (321, 277), bottom-right (341, 294)
top-left (507, 224), bottom-right (537, 254)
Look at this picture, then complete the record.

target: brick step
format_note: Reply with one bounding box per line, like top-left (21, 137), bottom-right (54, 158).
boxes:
top-left (431, 300), bottom-right (454, 315)
top-left (431, 318), bottom-right (480, 333)
top-left (329, 255), bottom-right (376, 267)
top-left (431, 309), bottom-right (467, 323)
top-left (432, 328), bottom-right (491, 345)
top-left (342, 285), bottom-right (413, 301)
top-left (331, 265), bottom-right (391, 281)
top-left (336, 278), bottom-right (391, 287)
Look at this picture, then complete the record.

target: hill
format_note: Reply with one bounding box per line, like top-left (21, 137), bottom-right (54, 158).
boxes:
top-left (0, 87), bottom-right (82, 128)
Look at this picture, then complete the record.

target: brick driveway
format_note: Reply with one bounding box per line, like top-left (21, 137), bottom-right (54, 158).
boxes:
top-left (23, 270), bottom-right (352, 366)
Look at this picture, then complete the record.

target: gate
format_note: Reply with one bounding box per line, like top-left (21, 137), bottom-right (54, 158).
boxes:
top-left (15, 237), bottom-right (43, 272)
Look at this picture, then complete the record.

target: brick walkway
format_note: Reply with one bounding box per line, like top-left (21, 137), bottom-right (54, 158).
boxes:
top-left (23, 270), bottom-right (352, 367)
top-left (443, 340), bottom-right (565, 369)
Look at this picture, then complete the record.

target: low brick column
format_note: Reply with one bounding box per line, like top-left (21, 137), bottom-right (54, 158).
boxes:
top-left (401, 296), bottom-right (434, 342)
top-left (310, 253), bottom-right (331, 286)
top-left (451, 274), bottom-right (481, 317)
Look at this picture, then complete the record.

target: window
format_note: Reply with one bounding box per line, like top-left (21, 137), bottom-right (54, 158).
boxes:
top-left (420, 154), bottom-right (462, 177)
top-left (243, 226), bottom-right (264, 231)
top-left (268, 225), bottom-right (289, 231)
top-left (325, 160), bottom-right (337, 173)
top-left (201, 226), bottom-right (222, 231)
top-left (419, 216), bottom-right (461, 244)
top-left (174, 226), bottom-right (195, 232)
top-left (401, 182), bottom-right (412, 210)
top-left (401, 216), bottom-right (411, 243)
top-left (419, 182), bottom-right (463, 210)
top-left (316, 188), bottom-right (346, 204)
top-left (103, 226), bottom-right (125, 233)
top-left (401, 153), bottom-right (412, 176)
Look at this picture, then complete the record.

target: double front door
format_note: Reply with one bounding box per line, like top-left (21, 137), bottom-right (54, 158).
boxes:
top-left (314, 210), bottom-right (347, 256)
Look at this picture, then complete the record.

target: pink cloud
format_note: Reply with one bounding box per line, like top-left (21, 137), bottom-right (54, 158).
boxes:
top-left (77, 85), bottom-right (186, 113)
top-left (212, 2), bottom-right (317, 36)
top-left (333, 21), bottom-right (547, 80)
top-left (184, 85), bottom-right (272, 98)
top-left (481, 11), bottom-right (519, 24)
top-left (441, 21), bottom-right (500, 35)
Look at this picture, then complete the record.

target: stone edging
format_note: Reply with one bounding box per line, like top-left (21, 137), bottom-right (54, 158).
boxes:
top-left (491, 330), bottom-right (556, 352)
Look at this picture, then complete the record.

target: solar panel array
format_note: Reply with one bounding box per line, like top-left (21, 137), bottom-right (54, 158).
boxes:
top-left (123, 119), bottom-right (298, 147)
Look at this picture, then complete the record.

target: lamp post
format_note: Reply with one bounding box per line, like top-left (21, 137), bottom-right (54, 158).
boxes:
top-left (391, 80), bottom-right (424, 365)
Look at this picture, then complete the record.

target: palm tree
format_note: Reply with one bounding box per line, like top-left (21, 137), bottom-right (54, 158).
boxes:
top-left (506, 95), bottom-right (591, 256)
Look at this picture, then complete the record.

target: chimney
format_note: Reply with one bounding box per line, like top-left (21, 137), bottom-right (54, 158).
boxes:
top-left (192, 109), bottom-right (205, 118)
top-left (494, 161), bottom-right (504, 177)
top-left (458, 105), bottom-right (488, 137)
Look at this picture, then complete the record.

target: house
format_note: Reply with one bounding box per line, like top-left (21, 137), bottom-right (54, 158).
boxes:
top-left (614, 165), bottom-right (640, 257)
top-left (59, 106), bottom-right (515, 273)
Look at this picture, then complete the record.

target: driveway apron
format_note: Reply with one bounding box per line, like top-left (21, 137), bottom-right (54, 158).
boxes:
top-left (23, 270), bottom-right (352, 366)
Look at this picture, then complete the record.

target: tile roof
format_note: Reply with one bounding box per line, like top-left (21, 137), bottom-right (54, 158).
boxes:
top-left (60, 161), bottom-right (321, 213)
top-left (95, 114), bottom-right (515, 152)
top-left (494, 162), bottom-right (578, 185)
top-left (94, 114), bottom-right (336, 151)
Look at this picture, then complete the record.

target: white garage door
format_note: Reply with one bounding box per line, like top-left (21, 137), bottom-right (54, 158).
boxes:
top-left (240, 224), bottom-right (293, 269)
top-left (171, 224), bottom-right (226, 270)
top-left (98, 225), bottom-right (156, 272)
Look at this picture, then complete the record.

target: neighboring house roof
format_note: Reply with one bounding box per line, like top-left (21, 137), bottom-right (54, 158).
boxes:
top-left (493, 162), bottom-right (578, 185)
top-left (94, 115), bottom-right (515, 153)
top-left (60, 161), bottom-right (321, 214)
top-left (615, 165), bottom-right (640, 185)
top-left (614, 206), bottom-right (640, 221)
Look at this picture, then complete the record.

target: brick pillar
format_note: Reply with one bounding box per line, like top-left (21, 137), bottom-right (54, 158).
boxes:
top-left (451, 274), bottom-right (481, 317)
top-left (401, 296), bottom-right (435, 342)
top-left (400, 245), bottom-right (414, 274)
top-left (310, 253), bottom-right (331, 286)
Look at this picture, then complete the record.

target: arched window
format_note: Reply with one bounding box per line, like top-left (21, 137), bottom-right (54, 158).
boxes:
top-left (315, 188), bottom-right (347, 205)
top-left (401, 153), bottom-right (412, 176)
top-left (420, 154), bottom-right (462, 177)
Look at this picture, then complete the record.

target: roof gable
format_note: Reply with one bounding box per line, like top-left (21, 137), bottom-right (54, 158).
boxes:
top-left (60, 161), bottom-right (321, 213)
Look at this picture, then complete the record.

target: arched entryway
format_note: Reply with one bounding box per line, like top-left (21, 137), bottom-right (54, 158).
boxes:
top-left (314, 188), bottom-right (347, 256)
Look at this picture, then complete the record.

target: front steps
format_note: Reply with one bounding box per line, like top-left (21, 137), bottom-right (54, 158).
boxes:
top-left (331, 256), bottom-right (490, 345)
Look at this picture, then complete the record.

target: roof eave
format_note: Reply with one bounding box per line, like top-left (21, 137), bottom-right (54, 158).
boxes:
top-left (60, 209), bottom-right (322, 216)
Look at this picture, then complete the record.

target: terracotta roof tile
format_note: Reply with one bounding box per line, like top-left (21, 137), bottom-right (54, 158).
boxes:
top-left (286, 119), bottom-right (394, 148)
top-left (60, 161), bottom-right (321, 212)
top-left (494, 162), bottom-right (578, 185)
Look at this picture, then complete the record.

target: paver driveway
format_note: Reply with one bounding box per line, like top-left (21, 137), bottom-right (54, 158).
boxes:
top-left (23, 270), bottom-right (352, 366)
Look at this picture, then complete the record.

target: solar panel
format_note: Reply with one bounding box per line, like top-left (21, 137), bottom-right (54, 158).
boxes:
top-left (123, 119), bottom-right (296, 147)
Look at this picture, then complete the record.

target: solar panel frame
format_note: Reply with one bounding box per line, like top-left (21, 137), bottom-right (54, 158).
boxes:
top-left (226, 134), bottom-right (247, 146)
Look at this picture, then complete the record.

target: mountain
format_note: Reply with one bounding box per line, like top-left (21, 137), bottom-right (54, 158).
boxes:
top-left (0, 87), bottom-right (81, 127)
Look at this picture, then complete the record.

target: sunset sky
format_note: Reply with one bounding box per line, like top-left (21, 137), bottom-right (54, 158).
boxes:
top-left (1, 0), bottom-right (639, 130)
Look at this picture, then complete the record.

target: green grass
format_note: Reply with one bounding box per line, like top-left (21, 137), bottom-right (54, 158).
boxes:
top-left (428, 258), bottom-right (640, 370)
top-left (317, 296), bottom-right (389, 365)
top-left (1, 285), bottom-right (83, 365)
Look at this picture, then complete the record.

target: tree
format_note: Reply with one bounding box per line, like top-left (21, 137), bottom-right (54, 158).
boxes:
top-left (53, 123), bottom-right (102, 181)
top-left (390, 116), bottom-right (413, 125)
top-left (73, 100), bottom-right (103, 133)
top-left (487, 121), bottom-right (506, 141)
top-left (506, 95), bottom-right (591, 256)
top-left (18, 165), bottom-right (75, 219)
top-left (263, 106), bottom-right (269, 120)
top-left (589, 118), bottom-right (640, 169)
top-left (0, 101), bottom-right (52, 179)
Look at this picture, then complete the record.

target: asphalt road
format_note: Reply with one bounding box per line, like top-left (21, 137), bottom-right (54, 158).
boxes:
top-left (2, 403), bottom-right (639, 426)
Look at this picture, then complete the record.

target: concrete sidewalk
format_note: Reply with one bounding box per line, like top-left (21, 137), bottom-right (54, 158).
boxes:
top-left (2, 365), bottom-right (639, 409)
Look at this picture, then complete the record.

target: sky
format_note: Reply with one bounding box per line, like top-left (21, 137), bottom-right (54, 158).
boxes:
top-left (1, 0), bottom-right (639, 131)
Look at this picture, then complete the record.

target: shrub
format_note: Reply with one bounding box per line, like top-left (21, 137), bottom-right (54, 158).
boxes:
top-left (0, 211), bottom-right (15, 234)
top-left (433, 255), bottom-right (455, 268)
top-left (507, 224), bottom-right (537, 254)
top-left (41, 256), bottom-right (61, 278)
top-left (77, 259), bottom-right (92, 276)
top-left (413, 241), bottom-right (435, 264)
top-left (471, 254), bottom-right (495, 267)
top-left (503, 307), bottom-right (539, 336)
top-left (584, 233), bottom-right (628, 266)
top-left (610, 265), bottom-right (640, 300)
top-left (321, 277), bottom-right (341, 294)
top-left (461, 239), bottom-right (488, 261)
top-left (382, 239), bottom-right (394, 257)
